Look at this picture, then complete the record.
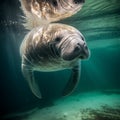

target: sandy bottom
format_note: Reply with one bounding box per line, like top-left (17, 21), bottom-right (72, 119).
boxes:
top-left (3, 89), bottom-right (120, 120)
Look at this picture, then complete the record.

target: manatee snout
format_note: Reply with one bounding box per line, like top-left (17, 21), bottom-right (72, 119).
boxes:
top-left (77, 42), bottom-right (89, 59)
top-left (61, 38), bottom-right (90, 61)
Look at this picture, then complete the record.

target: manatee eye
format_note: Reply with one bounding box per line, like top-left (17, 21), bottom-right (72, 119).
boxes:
top-left (52, 0), bottom-right (58, 7)
top-left (55, 37), bottom-right (61, 42)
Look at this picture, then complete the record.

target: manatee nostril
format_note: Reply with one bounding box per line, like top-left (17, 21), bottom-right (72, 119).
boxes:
top-left (77, 43), bottom-right (81, 46)
top-left (73, 0), bottom-right (85, 4)
top-left (74, 45), bottom-right (80, 52)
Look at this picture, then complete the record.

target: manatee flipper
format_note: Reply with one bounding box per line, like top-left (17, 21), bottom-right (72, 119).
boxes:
top-left (62, 63), bottom-right (81, 96)
top-left (22, 64), bottom-right (42, 99)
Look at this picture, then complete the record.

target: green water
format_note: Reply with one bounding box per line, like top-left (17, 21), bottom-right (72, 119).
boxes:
top-left (0, 0), bottom-right (120, 118)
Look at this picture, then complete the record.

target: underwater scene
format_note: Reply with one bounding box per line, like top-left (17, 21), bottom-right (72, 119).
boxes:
top-left (0, 0), bottom-right (120, 120)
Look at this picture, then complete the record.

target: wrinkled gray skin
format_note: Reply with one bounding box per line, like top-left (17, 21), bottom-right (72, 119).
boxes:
top-left (20, 23), bottom-right (90, 99)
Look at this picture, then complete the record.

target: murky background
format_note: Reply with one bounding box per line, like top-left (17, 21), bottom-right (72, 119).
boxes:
top-left (0, 0), bottom-right (120, 119)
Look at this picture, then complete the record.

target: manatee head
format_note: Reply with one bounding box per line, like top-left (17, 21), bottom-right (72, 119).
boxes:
top-left (59, 33), bottom-right (89, 61)
top-left (45, 23), bottom-right (90, 61)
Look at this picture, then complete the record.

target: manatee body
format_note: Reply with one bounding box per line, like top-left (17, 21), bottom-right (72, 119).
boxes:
top-left (20, 23), bottom-right (90, 98)
top-left (20, 0), bottom-right (85, 29)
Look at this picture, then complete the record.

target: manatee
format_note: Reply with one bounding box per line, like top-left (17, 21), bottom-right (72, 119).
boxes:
top-left (20, 0), bottom-right (85, 29)
top-left (20, 23), bottom-right (90, 98)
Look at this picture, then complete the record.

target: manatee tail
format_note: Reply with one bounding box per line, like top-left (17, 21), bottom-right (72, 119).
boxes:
top-left (62, 63), bottom-right (81, 96)
top-left (22, 63), bottom-right (42, 99)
